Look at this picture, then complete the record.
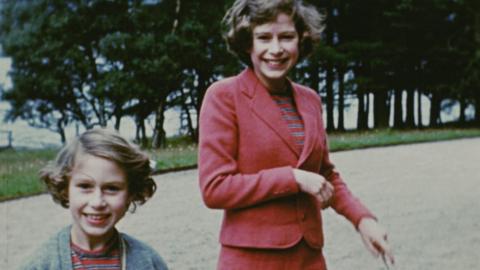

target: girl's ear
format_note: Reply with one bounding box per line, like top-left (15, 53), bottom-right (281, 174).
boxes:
top-left (126, 195), bottom-right (135, 213)
top-left (60, 175), bottom-right (70, 208)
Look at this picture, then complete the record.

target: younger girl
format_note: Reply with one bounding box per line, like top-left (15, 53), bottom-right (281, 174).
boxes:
top-left (21, 128), bottom-right (168, 270)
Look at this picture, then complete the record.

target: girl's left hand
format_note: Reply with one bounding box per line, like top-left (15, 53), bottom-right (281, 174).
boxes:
top-left (358, 217), bottom-right (395, 266)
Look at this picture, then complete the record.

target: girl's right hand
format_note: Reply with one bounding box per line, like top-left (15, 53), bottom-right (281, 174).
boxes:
top-left (293, 169), bottom-right (334, 208)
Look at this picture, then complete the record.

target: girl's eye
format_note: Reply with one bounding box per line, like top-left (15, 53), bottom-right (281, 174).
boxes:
top-left (281, 34), bottom-right (296, 40)
top-left (104, 185), bottom-right (122, 193)
top-left (77, 183), bottom-right (92, 190)
top-left (256, 35), bottom-right (271, 41)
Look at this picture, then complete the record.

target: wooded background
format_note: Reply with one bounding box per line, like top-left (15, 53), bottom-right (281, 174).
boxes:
top-left (1, 0), bottom-right (479, 147)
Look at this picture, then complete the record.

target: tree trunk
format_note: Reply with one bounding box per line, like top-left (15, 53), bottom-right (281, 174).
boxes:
top-left (195, 71), bottom-right (208, 142)
top-left (114, 113), bottom-right (122, 131)
top-left (357, 89), bottom-right (368, 130)
top-left (135, 116), bottom-right (148, 147)
top-left (393, 89), bottom-right (404, 128)
top-left (417, 90), bottom-right (423, 128)
top-left (85, 45), bottom-right (107, 127)
top-left (337, 68), bottom-right (345, 131)
top-left (475, 97), bottom-right (480, 126)
top-left (405, 88), bottom-right (415, 128)
top-left (325, 62), bottom-right (335, 131)
top-left (459, 98), bottom-right (467, 125)
top-left (135, 120), bottom-right (141, 142)
top-left (373, 89), bottom-right (389, 128)
top-left (152, 99), bottom-right (166, 149)
top-left (309, 58), bottom-right (321, 93)
top-left (429, 92), bottom-right (441, 127)
top-left (57, 118), bottom-right (66, 145)
top-left (178, 88), bottom-right (195, 140)
top-left (140, 120), bottom-right (147, 147)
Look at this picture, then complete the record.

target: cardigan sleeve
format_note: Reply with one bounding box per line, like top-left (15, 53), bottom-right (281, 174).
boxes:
top-left (19, 226), bottom-right (72, 270)
top-left (198, 81), bottom-right (300, 210)
top-left (122, 233), bottom-right (168, 270)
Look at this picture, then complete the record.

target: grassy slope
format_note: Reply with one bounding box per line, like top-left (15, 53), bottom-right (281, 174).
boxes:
top-left (1, 128), bottom-right (480, 201)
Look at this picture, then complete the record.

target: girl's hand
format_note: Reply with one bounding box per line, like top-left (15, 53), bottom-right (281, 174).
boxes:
top-left (358, 217), bottom-right (395, 266)
top-left (293, 169), bottom-right (333, 208)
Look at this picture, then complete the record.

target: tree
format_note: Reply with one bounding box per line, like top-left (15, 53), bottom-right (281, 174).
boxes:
top-left (1, 0), bottom-right (145, 142)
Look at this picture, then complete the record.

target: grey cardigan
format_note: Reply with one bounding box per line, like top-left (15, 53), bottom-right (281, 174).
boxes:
top-left (20, 226), bottom-right (168, 270)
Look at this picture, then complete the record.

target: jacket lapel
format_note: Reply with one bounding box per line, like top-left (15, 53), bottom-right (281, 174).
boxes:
top-left (292, 84), bottom-right (319, 167)
top-left (239, 69), bottom-right (301, 157)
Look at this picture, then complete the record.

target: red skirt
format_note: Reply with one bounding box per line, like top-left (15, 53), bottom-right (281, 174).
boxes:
top-left (217, 239), bottom-right (327, 270)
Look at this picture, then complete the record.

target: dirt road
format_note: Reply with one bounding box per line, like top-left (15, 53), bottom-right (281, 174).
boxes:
top-left (2, 138), bottom-right (479, 269)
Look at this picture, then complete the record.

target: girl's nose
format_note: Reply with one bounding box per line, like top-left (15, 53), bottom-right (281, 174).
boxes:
top-left (269, 38), bottom-right (283, 54)
top-left (90, 189), bottom-right (106, 208)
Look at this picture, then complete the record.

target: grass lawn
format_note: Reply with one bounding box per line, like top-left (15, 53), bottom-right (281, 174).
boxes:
top-left (327, 128), bottom-right (480, 151)
top-left (0, 148), bottom-right (57, 201)
top-left (1, 128), bottom-right (480, 202)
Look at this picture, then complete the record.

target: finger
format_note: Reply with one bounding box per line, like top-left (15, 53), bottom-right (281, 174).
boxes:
top-left (382, 242), bottom-right (395, 265)
top-left (324, 182), bottom-right (334, 199)
top-left (319, 186), bottom-right (330, 200)
top-left (314, 182), bottom-right (326, 198)
top-left (325, 181), bottom-right (334, 192)
top-left (373, 238), bottom-right (394, 264)
top-left (363, 236), bottom-right (380, 257)
top-left (325, 183), bottom-right (334, 198)
top-left (386, 251), bottom-right (395, 265)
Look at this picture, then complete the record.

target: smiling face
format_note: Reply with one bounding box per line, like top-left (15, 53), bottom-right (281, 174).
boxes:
top-left (249, 13), bottom-right (299, 92)
top-left (68, 153), bottom-right (129, 250)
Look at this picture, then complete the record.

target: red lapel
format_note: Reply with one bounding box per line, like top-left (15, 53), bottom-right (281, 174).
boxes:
top-left (239, 68), bottom-right (301, 157)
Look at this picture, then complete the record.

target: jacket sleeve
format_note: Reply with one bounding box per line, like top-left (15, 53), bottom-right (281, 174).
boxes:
top-left (198, 82), bottom-right (299, 210)
top-left (314, 95), bottom-right (376, 228)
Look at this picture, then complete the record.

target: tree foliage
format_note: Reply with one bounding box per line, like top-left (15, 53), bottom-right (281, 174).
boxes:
top-left (1, 0), bottom-right (479, 146)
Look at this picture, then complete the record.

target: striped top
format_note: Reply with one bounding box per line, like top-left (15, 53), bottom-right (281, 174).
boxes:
top-left (71, 233), bottom-right (121, 270)
top-left (271, 94), bottom-right (305, 152)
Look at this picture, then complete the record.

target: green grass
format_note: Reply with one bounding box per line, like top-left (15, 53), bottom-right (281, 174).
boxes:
top-left (148, 143), bottom-right (197, 171)
top-left (1, 128), bottom-right (480, 202)
top-left (328, 128), bottom-right (480, 151)
top-left (0, 148), bottom-right (57, 201)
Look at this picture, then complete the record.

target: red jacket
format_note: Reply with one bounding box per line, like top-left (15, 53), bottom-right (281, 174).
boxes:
top-left (198, 68), bottom-right (374, 249)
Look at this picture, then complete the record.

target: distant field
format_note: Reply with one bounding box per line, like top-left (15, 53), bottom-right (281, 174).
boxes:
top-left (1, 128), bottom-right (480, 201)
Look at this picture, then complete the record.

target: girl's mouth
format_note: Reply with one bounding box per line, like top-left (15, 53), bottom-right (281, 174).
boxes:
top-left (84, 214), bottom-right (110, 225)
top-left (264, 58), bottom-right (288, 68)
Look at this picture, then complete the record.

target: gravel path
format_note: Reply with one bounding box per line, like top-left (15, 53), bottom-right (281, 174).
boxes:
top-left (2, 138), bottom-right (479, 270)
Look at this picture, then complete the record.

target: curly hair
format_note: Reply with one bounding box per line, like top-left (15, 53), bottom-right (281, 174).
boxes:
top-left (223, 0), bottom-right (325, 67)
top-left (40, 128), bottom-right (156, 212)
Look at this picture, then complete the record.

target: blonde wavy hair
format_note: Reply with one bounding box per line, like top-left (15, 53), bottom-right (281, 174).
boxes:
top-left (40, 128), bottom-right (156, 212)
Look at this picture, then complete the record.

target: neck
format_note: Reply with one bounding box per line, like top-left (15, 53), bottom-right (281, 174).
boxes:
top-left (251, 69), bottom-right (288, 94)
top-left (70, 226), bottom-right (116, 251)
top-left (262, 78), bottom-right (289, 95)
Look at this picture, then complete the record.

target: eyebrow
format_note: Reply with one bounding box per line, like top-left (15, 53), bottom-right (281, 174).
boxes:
top-left (103, 180), bottom-right (127, 186)
top-left (253, 30), bottom-right (297, 35)
top-left (70, 172), bottom-right (126, 185)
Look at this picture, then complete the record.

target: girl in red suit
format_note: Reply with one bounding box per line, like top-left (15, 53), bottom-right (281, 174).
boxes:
top-left (198, 0), bottom-right (395, 269)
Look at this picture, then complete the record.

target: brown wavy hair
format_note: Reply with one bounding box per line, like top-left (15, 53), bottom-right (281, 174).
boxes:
top-left (40, 128), bottom-right (156, 212)
top-left (223, 0), bottom-right (325, 67)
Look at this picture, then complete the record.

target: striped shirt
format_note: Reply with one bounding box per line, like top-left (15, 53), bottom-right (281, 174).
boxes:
top-left (272, 94), bottom-right (305, 152)
top-left (71, 233), bottom-right (121, 270)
